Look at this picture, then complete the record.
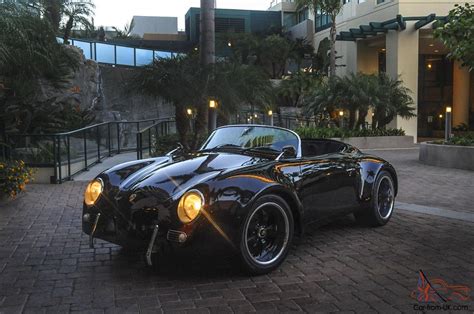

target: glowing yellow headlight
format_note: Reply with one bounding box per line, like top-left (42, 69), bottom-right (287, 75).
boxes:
top-left (84, 179), bottom-right (103, 206)
top-left (177, 190), bottom-right (204, 223)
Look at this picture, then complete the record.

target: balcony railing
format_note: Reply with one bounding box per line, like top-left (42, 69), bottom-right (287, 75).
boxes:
top-left (58, 37), bottom-right (178, 67)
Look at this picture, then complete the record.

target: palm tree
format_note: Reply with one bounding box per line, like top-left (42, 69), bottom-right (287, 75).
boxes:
top-left (112, 20), bottom-right (137, 39)
top-left (62, 0), bottom-right (94, 43)
top-left (319, 0), bottom-right (344, 77)
top-left (278, 71), bottom-right (321, 107)
top-left (304, 73), bottom-right (416, 129)
top-left (371, 74), bottom-right (416, 129)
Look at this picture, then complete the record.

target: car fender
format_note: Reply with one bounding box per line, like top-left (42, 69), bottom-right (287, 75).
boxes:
top-left (357, 159), bottom-right (397, 203)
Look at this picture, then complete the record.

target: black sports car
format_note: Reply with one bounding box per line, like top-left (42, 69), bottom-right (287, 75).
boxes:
top-left (83, 125), bottom-right (397, 274)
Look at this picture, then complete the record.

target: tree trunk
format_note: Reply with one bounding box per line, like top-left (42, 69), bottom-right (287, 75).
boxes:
top-left (175, 106), bottom-right (189, 149)
top-left (200, 0), bottom-right (215, 133)
top-left (329, 19), bottom-right (337, 78)
top-left (45, 0), bottom-right (62, 32)
top-left (348, 109), bottom-right (356, 129)
top-left (356, 109), bottom-right (368, 129)
top-left (63, 16), bottom-right (74, 44)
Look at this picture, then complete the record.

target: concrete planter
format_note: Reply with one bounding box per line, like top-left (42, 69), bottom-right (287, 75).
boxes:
top-left (331, 136), bottom-right (415, 149)
top-left (419, 142), bottom-right (474, 171)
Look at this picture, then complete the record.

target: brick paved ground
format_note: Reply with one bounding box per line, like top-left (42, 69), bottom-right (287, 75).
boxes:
top-left (363, 148), bottom-right (474, 214)
top-left (1, 149), bottom-right (473, 313)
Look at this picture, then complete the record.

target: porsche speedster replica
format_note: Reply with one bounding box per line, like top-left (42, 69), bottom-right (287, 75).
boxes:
top-left (83, 125), bottom-right (397, 274)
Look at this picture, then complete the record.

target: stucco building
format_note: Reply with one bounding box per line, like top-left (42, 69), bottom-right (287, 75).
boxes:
top-left (270, 0), bottom-right (474, 142)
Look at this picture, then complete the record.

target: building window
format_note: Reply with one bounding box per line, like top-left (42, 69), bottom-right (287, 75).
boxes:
top-left (297, 8), bottom-right (309, 23)
top-left (376, 0), bottom-right (385, 4)
top-left (215, 17), bottom-right (245, 33)
top-left (283, 12), bottom-right (297, 28)
top-left (315, 8), bottom-right (331, 31)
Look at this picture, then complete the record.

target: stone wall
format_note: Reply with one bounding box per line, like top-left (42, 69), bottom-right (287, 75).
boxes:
top-left (38, 46), bottom-right (175, 125)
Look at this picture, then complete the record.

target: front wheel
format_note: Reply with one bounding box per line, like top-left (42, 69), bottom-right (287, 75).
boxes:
top-left (355, 170), bottom-right (395, 227)
top-left (239, 195), bottom-right (294, 275)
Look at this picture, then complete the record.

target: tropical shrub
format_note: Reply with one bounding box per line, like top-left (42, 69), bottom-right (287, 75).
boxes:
top-left (440, 132), bottom-right (474, 146)
top-left (295, 127), bottom-right (405, 139)
top-left (305, 73), bottom-right (416, 129)
top-left (0, 160), bottom-right (34, 199)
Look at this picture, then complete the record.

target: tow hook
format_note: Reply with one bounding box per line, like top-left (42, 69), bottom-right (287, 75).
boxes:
top-left (146, 225), bottom-right (160, 266)
top-left (89, 213), bottom-right (101, 249)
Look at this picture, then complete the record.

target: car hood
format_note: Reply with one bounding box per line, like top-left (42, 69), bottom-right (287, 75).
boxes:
top-left (121, 152), bottom-right (270, 200)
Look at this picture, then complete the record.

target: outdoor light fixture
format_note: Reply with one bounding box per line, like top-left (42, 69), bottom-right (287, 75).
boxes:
top-left (439, 114), bottom-right (443, 119)
top-left (268, 110), bottom-right (273, 116)
top-left (381, 48), bottom-right (386, 52)
top-left (227, 42), bottom-right (232, 47)
top-left (434, 49), bottom-right (439, 53)
top-left (186, 108), bottom-right (193, 116)
top-left (339, 111), bottom-right (344, 117)
top-left (209, 99), bottom-right (217, 108)
top-left (254, 113), bottom-right (258, 118)
top-left (427, 63), bottom-right (432, 70)
top-left (429, 43), bottom-right (434, 47)
top-left (445, 106), bottom-right (452, 141)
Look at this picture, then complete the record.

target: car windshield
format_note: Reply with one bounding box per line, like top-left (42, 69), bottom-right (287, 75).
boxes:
top-left (200, 126), bottom-right (300, 155)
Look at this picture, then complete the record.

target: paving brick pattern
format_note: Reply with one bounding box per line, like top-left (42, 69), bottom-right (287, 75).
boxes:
top-left (364, 148), bottom-right (474, 214)
top-left (1, 181), bottom-right (473, 313)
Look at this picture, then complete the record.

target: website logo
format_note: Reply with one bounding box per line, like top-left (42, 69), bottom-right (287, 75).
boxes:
top-left (411, 270), bottom-right (471, 312)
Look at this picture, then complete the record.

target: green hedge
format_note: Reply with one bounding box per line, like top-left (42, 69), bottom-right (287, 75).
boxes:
top-left (295, 127), bottom-right (406, 139)
top-left (433, 132), bottom-right (474, 146)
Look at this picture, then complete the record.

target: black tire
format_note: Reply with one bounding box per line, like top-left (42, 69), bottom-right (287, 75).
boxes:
top-left (355, 170), bottom-right (395, 227)
top-left (239, 194), bottom-right (294, 275)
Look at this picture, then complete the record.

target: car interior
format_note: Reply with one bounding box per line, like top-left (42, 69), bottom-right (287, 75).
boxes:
top-left (301, 139), bottom-right (349, 157)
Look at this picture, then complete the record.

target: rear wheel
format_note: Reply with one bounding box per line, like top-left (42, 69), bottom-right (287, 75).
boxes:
top-left (240, 195), bottom-right (294, 275)
top-left (355, 170), bottom-right (395, 227)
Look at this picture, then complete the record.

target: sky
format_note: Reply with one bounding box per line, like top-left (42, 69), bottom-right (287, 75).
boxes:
top-left (94, 1), bottom-right (270, 31)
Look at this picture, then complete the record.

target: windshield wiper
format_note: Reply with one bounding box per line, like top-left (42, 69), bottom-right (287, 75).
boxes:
top-left (201, 144), bottom-right (243, 152)
top-left (243, 146), bottom-right (280, 154)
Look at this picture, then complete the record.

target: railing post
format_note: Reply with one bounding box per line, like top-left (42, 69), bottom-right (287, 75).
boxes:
top-left (133, 48), bottom-right (137, 67)
top-left (84, 130), bottom-right (88, 170)
top-left (136, 122), bottom-right (140, 150)
top-left (96, 126), bottom-right (101, 163)
top-left (67, 135), bottom-right (71, 181)
top-left (52, 136), bottom-right (58, 184)
top-left (137, 133), bottom-right (142, 160)
top-left (107, 123), bottom-right (111, 157)
top-left (117, 123), bottom-right (121, 154)
top-left (57, 136), bottom-right (62, 183)
top-left (148, 128), bottom-right (152, 157)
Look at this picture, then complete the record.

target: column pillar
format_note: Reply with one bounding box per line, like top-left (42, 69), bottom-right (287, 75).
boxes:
top-left (452, 60), bottom-right (470, 127)
top-left (386, 23), bottom-right (419, 143)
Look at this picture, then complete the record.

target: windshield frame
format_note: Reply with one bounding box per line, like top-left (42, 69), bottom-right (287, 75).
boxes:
top-left (199, 124), bottom-right (302, 158)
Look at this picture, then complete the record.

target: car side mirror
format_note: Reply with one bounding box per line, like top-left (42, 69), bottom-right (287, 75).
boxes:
top-left (276, 145), bottom-right (297, 160)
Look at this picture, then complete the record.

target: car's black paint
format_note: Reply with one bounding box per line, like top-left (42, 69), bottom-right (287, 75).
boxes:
top-left (83, 132), bottom-right (397, 253)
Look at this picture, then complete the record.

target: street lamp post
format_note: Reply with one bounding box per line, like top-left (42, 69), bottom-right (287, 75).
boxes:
top-left (209, 99), bottom-right (217, 132)
top-left (268, 110), bottom-right (274, 126)
top-left (339, 110), bottom-right (344, 129)
top-left (186, 108), bottom-right (196, 132)
top-left (445, 106), bottom-right (452, 142)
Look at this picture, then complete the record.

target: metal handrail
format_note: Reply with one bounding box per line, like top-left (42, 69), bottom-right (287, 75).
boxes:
top-left (136, 119), bottom-right (176, 160)
top-left (3, 118), bottom-right (175, 183)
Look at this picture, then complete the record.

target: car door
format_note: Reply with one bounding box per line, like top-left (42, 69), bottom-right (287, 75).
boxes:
top-left (296, 152), bottom-right (359, 223)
